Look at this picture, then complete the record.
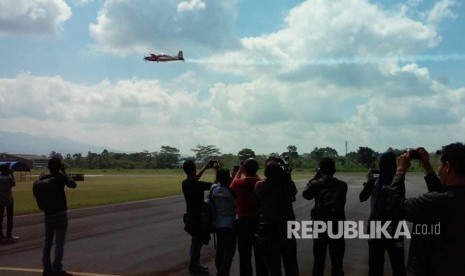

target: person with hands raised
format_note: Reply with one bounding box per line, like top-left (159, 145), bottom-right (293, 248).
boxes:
top-left (387, 143), bottom-right (465, 275)
top-left (360, 150), bottom-right (405, 276)
top-left (182, 159), bottom-right (219, 275)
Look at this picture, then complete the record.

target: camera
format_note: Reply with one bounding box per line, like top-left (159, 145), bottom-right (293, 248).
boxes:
top-left (408, 149), bottom-right (420, 159)
top-left (208, 160), bottom-right (219, 167)
top-left (267, 155), bottom-right (292, 174)
top-left (370, 169), bottom-right (380, 178)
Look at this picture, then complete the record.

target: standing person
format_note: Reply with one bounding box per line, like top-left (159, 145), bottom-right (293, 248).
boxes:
top-left (255, 158), bottom-right (299, 276)
top-left (210, 168), bottom-right (237, 276)
top-left (0, 163), bottom-right (19, 242)
top-left (303, 157), bottom-right (347, 276)
top-left (359, 151), bottom-right (405, 276)
top-left (182, 160), bottom-right (218, 275)
top-left (230, 158), bottom-right (267, 276)
top-left (387, 144), bottom-right (465, 275)
top-left (33, 157), bottom-right (77, 276)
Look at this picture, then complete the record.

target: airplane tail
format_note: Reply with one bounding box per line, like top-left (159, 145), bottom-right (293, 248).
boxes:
top-left (178, 51), bottom-right (184, 60)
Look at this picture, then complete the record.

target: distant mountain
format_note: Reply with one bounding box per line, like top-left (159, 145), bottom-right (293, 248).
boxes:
top-left (0, 131), bottom-right (120, 156)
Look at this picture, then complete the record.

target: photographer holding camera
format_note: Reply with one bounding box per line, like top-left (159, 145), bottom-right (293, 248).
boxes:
top-left (34, 157), bottom-right (77, 276)
top-left (303, 157), bottom-right (347, 276)
top-left (182, 159), bottom-right (218, 275)
top-left (230, 158), bottom-right (267, 276)
top-left (360, 150), bottom-right (405, 276)
top-left (254, 157), bottom-right (299, 276)
top-left (387, 143), bottom-right (465, 275)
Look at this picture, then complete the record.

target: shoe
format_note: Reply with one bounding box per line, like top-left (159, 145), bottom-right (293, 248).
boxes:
top-left (43, 271), bottom-right (53, 276)
top-left (189, 270), bottom-right (208, 275)
top-left (53, 271), bottom-right (73, 276)
top-left (6, 235), bottom-right (19, 241)
top-left (189, 267), bottom-right (209, 275)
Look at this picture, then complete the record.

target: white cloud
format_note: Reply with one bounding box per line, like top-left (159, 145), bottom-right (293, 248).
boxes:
top-left (0, 0), bottom-right (72, 37)
top-left (205, 0), bottom-right (441, 78)
top-left (89, 0), bottom-right (239, 56)
top-left (177, 0), bottom-right (206, 13)
top-left (427, 0), bottom-right (457, 25)
top-left (196, 0), bottom-right (465, 153)
top-left (1, 0), bottom-right (464, 155)
top-left (0, 72), bottom-right (211, 153)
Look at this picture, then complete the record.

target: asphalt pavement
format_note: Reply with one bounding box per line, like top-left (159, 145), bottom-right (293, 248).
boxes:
top-left (0, 173), bottom-right (429, 276)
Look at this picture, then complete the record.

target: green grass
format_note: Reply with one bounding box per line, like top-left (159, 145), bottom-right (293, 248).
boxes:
top-left (13, 171), bottom-right (185, 215)
top-left (12, 169), bottom-right (316, 215)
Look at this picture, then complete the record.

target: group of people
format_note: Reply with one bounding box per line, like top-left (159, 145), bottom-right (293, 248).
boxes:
top-left (181, 142), bottom-right (465, 276)
top-left (0, 158), bottom-right (77, 276)
top-left (182, 157), bottom-right (299, 276)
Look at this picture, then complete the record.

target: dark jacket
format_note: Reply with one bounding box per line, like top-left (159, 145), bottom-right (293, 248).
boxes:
top-left (360, 151), bottom-right (397, 224)
top-left (303, 175), bottom-right (347, 221)
top-left (38, 172), bottom-right (76, 216)
top-left (254, 177), bottom-right (297, 243)
top-left (181, 178), bottom-right (213, 244)
top-left (255, 178), bottom-right (297, 224)
top-left (387, 173), bottom-right (465, 275)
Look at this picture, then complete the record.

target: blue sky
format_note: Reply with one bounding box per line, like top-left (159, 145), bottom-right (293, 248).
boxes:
top-left (1, 0), bottom-right (464, 156)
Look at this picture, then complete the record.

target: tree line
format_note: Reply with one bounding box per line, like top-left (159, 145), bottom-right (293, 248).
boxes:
top-left (49, 145), bottom-right (432, 171)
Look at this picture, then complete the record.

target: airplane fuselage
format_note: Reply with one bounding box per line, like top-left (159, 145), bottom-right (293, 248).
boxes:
top-left (144, 51), bottom-right (184, 62)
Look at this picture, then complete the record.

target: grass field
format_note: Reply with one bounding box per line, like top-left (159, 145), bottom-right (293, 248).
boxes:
top-left (12, 169), bottom-right (317, 215)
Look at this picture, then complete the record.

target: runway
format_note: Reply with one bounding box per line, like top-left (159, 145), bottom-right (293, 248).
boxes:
top-left (0, 173), bottom-right (429, 275)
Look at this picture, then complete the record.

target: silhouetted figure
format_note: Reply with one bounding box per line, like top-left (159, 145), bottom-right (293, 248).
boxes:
top-left (303, 157), bottom-right (347, 276)
top-left (360, 151), bottom-right (405, 276)
top-left (255, 159), bottom-right (299, 276)
top-left (182, 160), bottom-right (218, 275)
top-left (231, 158), bottom-right (267, 276)
top-left (387, 144), bottom-right (465, 275)
top-left (34, 157), bottom-right (76, 276)
top-left (0, 163), bottom-right (18, 242)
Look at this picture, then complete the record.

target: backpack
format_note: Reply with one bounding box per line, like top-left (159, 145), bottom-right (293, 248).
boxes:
top-left (32, 177), bottom-right (58, 211)
top-left (203, 185), bottom-right (220, 233)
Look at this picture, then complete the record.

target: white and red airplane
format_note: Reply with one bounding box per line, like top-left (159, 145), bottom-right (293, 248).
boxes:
top-left (144, 51), bottom-right (184, 62)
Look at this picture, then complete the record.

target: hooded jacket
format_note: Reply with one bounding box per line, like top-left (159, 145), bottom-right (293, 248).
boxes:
top-left (360, 151), bottom-right (397, 222)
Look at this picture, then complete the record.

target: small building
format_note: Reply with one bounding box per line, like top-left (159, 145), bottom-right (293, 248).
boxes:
top-left (0, 153), bottom-right (49, 170)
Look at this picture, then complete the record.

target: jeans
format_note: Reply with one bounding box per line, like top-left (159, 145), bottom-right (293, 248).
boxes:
top-left (237, 217), bottom-right (267, 276)
top-left (0, 201), bottom-right (14, 237)
top-left (190, 236), bottom-right (204, 269)
top-left (261, 224), bottom-right (299, 276)
top-left (313, 232), bottom-right (345, 276)
top-left (215, 227), bottom-right (237, 276)
top-left (43, 212), bottom-right (68, 273)
top-left (368, 238), bottom-right (405, 276)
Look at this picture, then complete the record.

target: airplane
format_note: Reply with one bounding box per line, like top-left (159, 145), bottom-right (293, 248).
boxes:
top-left (144, 51), bottom-right (184, 62)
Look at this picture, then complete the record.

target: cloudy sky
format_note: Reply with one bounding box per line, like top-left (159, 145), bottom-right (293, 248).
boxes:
top-left (1, 0), bottom-right (464, 156)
